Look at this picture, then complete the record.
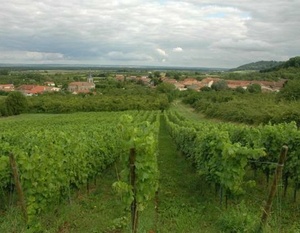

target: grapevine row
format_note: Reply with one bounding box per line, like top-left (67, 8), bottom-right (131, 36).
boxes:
top-left (164, 110), bottom-right (300, 201)
top-left (0, 110), bottom-right (160, 230)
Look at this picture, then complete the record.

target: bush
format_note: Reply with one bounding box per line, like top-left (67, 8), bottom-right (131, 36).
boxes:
top-left (4, 92), bottom-right (28, 115)
top-left (277, 79), bottom-right (300, 101)
top-left (200, 86), bottom-right (212, 92)
top-left (235, 86), bottom-right (246, 94)
top-left (211, 79), bottom-right (228, 91)
top-left (247, 83), bottom-right (262, 93)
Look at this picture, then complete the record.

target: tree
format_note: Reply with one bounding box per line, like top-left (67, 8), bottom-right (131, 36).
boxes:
top-left (277, 79), bottom-right (300, 101)
top-left (247, 83), bottom-right (261, 93)
top-left (283, 56), bottom-right (300, 68)
top-left (0, 90), bottom-right (9, 96)
top-left (156, 82), bottom-right (176, 93)
top-left (156, 83), bottom-right (177, 102)
top-left (153, 71), bottom-right (161, 78)
top-left (0, 69), bottom-right (9, 75)
top-left (211, 80), bottom-right (228, 91)
top-left (5, 91), bottom-right (28, 115)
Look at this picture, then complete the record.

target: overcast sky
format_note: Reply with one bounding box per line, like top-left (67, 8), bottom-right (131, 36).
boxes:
top-left (1, 0), bottom-right (299, 68)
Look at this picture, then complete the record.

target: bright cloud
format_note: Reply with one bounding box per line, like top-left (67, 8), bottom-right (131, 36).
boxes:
top-left (156, 48), bottom-right (168, 57)
top-left (173, 47), bottom-right (183, 52)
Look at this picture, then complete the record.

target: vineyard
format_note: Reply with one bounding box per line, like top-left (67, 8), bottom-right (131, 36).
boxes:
top-left (0, 108), bottom-right (300, 232)
top-left (165, 109), bottom-right (300, 199)
top-left (0, 111), bottom-right (160, 232)
top-left (164, 106), bottom-right (300, 231)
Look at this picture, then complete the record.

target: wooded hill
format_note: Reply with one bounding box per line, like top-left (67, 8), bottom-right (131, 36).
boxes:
top-left (260, 56), bottom-right (300, 72)
top-left (231, 60), bottom-right (284, 71)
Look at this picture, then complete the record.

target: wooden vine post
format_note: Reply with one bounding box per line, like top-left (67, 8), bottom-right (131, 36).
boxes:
top-left (260, 145), bottom-right (288, 229)
top-left (129, 148), bottom-right (138, 233)
top-left (9, 153), bottom-right (28, 222)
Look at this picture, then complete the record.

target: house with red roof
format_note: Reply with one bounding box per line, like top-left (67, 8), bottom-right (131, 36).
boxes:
top-left (174, 82), bottom-right (186, 91)
top-left (115, 75), bottom-right (125, 81)
top-left (136, 76), bottom-right (151, 85)
top-left (0, 84), bottom-right (14, 92)
top-left (17, 85), bottom-right (47, 96)
top-left (181, 78), bottom-right (199, 86)
top-left (68, 82), bottom-right (95, 94)
top-left (68, 74), bottom-right (95, 94)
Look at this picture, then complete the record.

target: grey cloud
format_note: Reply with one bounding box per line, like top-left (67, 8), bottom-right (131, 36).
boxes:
top-left (106, 51), bottom-right (154, 62)
top-left (0, 0), bottom-right (299, 67)
top-left (211, 39), bottom-right (273, 52)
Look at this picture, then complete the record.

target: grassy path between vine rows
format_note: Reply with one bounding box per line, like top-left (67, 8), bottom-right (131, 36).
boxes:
top-left (171, 100), bottom-right (222, 123)
top-left (154, 114), bottom-right (219, 232)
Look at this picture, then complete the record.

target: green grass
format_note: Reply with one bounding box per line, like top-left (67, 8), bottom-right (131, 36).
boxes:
top-left (155, 114), bottom-right (220, 232)
top-left (171, 100), bottom-right (206, 121)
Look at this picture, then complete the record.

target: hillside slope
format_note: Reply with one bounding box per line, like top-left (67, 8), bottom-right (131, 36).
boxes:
top-left (231, 60), bottom-right (283, 71)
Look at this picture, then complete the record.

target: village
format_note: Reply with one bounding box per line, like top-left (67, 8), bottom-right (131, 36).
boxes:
top-left (0, 73), bottom-right (286, 96)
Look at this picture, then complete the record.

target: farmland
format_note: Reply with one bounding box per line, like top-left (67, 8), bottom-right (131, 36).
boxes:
top-left (0, 106), bottom-right (300, 232)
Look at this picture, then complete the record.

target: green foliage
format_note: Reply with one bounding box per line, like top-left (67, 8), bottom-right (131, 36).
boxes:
top-left (200, 86), bottom-right (212, 92)
top-left (282, 56), bottom-right (300, 69)
top-left (26, 92), bottom-right (170, 113)
top-left (235, 86), bottom-right (246, 93)
top-left (153, 71), bottom-right (161, 78)
top-left (217, 201), bottom-right (259, 232)
top-left (221, 70), bottom-right (280, 81)
top-left (277, 79), bottom-right (300, 101)
top-left (247, 83), bottom-right (261, 93)
top-left (0, 111), bottom-right (159, 228)
top-left (211, 79), bottom-right (228, 91)
top-left (261, 56), bottom-right (300, 74)
top-left (113, 113), bottom-right (159, 212)
top-left (164, 110), bottom-right (266, 196)
top-left (165, 71), bottom-right (182, 80)
top-left (0, 69), bottom-right (10, 75)
top-left (156, 82), bottom-right (176, 93)
top-left (156, 82), bottom-right (177, 102)
top-left (0, 90), bottom-right (9, 96)
top-left (182, 90), bottom-right (300, 125)
top-left (165, 107), bottom-right (300, 205)
top-left (4, 91), bottom-right (28, 115)
top-left (109, 216), bottom-right (129, 231)
top-left (0, 98), bottom-right (7, 116)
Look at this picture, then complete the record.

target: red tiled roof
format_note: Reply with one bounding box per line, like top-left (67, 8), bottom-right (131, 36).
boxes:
top-left (69, 82), bottom-right (95, 87)
top-left (116, 75), bottom-right (125, 81)
top-left (0, 84), bottom-right (14, 91)
top-left (17, 85), bottom-right (46, 94)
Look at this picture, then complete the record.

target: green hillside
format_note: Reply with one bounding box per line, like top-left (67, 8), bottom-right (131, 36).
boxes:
top-left (231, 60), bottom-right (283, 71)
top-left (261, 56), bottom-right (300, 72)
